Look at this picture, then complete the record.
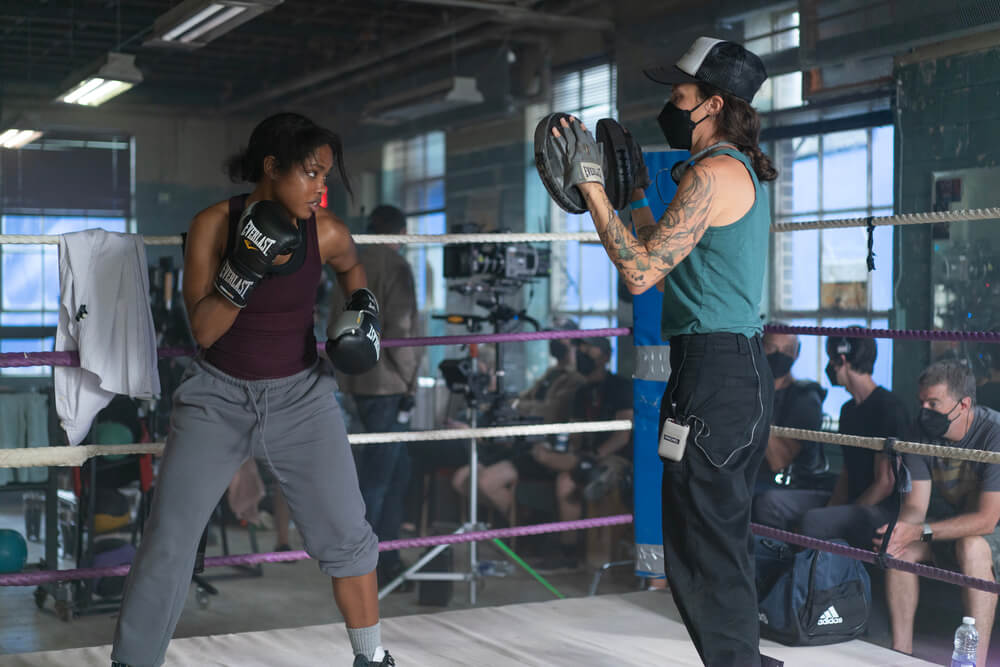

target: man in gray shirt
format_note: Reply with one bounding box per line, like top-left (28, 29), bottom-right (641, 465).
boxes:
top-left (330, 205), bottom-right (422, 587)
top-left (879, 360), bottom-right (1000, 667)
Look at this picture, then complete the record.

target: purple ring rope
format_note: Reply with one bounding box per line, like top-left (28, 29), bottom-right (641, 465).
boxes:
top-left (0, 328), bottom-right (632, 369)
top-left (380, 327), bottom-right (630, 349)
top-left (9, 324), bottom-right (1000, 369)
top-left (5, 517), bottom-right (995, 595)
top-left (752, 523), bottom-right (1000, 595)
top-left (0, 514), bottom-right (633, 587)
top-left (764, 324), bottom-right (1000, 343)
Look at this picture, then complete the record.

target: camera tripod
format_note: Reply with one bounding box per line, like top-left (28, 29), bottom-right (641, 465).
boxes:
top-left (376, 349), bottom-right (489, 604)
top-left (377, 289), bottom-right (538, 604)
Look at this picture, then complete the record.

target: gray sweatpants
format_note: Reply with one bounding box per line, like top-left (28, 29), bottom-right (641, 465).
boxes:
top-left (112, 359), bottom-right (378, 667)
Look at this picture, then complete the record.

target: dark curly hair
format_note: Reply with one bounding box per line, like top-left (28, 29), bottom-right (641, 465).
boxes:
top-left (695, 82), bottom-right (777, 182)
top-left (225, 112), bottom-right (352, 196)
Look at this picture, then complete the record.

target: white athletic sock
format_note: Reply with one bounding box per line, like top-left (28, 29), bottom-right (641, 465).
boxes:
top-left (347, 622), bottom-right (381, 661)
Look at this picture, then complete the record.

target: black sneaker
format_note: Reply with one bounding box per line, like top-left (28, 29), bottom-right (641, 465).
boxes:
top-left (353, 649), bottom-right (395, 666)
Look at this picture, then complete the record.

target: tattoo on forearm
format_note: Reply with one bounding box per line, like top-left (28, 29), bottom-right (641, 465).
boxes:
top-left (587, 164), bottom-right (715, 290)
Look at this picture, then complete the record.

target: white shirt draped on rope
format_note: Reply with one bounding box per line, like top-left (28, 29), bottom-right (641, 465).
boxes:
top-left (54, 229), bottom-right (160, 446)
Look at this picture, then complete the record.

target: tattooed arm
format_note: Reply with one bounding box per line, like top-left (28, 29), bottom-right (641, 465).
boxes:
top-left (578, 162), bottom-right (717, 294)
top-left (629, 188), bottom-right (657, 240)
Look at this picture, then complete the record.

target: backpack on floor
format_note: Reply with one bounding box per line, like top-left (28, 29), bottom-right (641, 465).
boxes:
top-left (754, 536), bottom-right (871, 646)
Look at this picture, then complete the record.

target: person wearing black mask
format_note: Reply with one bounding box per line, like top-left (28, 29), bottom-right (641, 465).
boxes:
top-left (880, 360), bottom-right (1000, 666)
top-left (529, 337), bottom-right (632, 569)
top-left (544, 35), bottom-right (777, 664)
top-left (754, 330), bottom-right (828, 493)
top-left (754, 333), bottom-right (908, 548)
top-left (452, 319), bottom-right (586, 520)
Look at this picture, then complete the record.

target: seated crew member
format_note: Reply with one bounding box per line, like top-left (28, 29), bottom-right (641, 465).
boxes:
top-left (755, 329), bottom-right (828, 493)
top-left (881, 360), bottom-right (1000, 667)
top-left (754, 334), bottom-right (907, 549)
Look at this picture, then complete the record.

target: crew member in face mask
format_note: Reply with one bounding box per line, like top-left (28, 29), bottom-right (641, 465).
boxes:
top-left (528, 338), bottom-right (633, 570)
top-left (755, 330), bottom-right (828, 492)
top-left (754, 332), bottom-right (909, 549)
top-left (880, 360), bottom-right (1000, 666)
top-left (452, 319), bottom-right (587, 522)
top-left (543, 34), bottom-right (781, 663)
top-left (546, 36), bottom-right (779, 665)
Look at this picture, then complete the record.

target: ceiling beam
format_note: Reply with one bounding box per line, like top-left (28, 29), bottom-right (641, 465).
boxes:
top-left (394, 0), bottom-right (612, 31)
top-left (219, 12), bottom-right (491, 113)
top-left (286, 26), bottom-right (518, 107)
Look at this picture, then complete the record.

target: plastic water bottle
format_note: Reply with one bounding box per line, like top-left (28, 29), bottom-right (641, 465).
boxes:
top-left (951, 616), bottom-right (978, 667)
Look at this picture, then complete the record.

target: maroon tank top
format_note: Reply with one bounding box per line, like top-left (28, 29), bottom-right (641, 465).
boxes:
top-left (204, 194), bottom-right (321, 379)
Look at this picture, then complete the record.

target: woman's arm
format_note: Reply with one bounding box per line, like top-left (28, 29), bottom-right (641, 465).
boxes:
top-left (182, 203), bottom-right (241, 349)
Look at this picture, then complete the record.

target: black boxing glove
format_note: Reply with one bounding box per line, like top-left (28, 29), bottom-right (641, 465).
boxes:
top-left (214, 200), bottom-right (299, 308)
top-left (326, 288), bottom-right (382, 374)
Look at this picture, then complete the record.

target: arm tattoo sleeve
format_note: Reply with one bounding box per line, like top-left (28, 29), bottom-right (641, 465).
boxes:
top-left (590, 164), bottom-right (715, 291)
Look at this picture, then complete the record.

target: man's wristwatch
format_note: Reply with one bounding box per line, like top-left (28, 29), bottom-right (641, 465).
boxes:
top-left (921, 522), bottom-right (933, 543)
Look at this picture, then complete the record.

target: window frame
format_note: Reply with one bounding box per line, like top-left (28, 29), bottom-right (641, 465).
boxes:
top-left (547, 60), bottom-right (620, 362)
top-left (766, 122), bottom-right (895, 418)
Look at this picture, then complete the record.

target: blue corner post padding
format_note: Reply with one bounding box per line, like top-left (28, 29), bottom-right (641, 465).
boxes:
top-left (632, 149), bottom-right (688, 578)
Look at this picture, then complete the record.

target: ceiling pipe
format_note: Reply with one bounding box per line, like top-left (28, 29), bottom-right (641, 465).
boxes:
top-left (219, 13), bottom-right (490, 113)
top-left (285, 27), bottom-right (547, 107)
top-left (220, 0), bottom-right (607, 114)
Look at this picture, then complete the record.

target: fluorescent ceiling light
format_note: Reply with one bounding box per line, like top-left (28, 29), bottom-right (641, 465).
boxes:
top-left (77, 80), bottom-right (136, 106)
top-left (146, 0), bottom-right (283, 50)
top-left (57, 53), bottom-right (143, 106)
top-left (161, 4), bottom-right (226, 41)
top-left (179, 6), bottom-right (247, 43)
top-left (0, 129), bottom-right (44, 149)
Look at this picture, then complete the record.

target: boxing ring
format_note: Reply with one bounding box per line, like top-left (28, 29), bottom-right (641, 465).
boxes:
top-left (2, 160), bottom-right (998, 664)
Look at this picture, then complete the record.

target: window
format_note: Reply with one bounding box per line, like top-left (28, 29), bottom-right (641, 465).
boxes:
top-left (382, 132), bottom-right (446, 313)
top-left (382, 131), bottom-right (446, 377)
top-left (770, 126), bottom-right (895, 416)
top-left (1, 215), bottom-right (127, 376)
top-left (549, 62), bottom-right (619, 364)
top-left (1, 133), bottom-right (132, 378)
top-left (744, 6), bottom-right (802, 112)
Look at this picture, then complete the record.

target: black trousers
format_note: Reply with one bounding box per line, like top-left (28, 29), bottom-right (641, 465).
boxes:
top-left (659, 333), bottom-right (775, 667)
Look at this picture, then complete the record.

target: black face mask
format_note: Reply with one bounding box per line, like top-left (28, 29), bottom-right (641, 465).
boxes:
top-left (576, 353), bottom-right (596, 376)
top-left (657, 99), bottom-right (708, 150)
top-left (767, 352), bottom-right (795, 379)
top-left (918, 401), bottom-right (962, 439)
top-left (825, 361), bottom-right (842, 386)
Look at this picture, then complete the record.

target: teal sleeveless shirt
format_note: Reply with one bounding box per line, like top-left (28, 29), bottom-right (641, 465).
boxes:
top-left (661, 147), bottom-right (770, 339)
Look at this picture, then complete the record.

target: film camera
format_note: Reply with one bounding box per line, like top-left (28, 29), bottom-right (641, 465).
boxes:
top-left (443, 225), bottom-right (550, 280)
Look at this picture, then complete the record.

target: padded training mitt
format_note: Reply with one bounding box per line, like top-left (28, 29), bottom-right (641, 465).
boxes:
top-left (534, 112), bottom-right (590, 214)
top-left (596, 118), bottom-right (635, 211)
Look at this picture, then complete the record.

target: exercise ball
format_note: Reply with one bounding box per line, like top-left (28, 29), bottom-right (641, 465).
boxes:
top-left (0, 528), bottom-right (28, 573)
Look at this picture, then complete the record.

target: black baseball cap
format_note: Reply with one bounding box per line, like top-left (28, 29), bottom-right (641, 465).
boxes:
top-left (644, 37), bottom-right (768, 103)
top-left (575, 337), bottom-right (612, 358)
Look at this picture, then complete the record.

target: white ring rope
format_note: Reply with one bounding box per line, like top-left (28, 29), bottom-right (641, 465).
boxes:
top-left (0, 419), bottom-right (634, 469)
top-left (3, 423), bottom-right (993, 469)
top-left (773, 426), bottom-right (1000, 466)
top-left (0, 206), bottom-right (998, 247)
top-left (770, 207), bottom-right (1000, 232)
